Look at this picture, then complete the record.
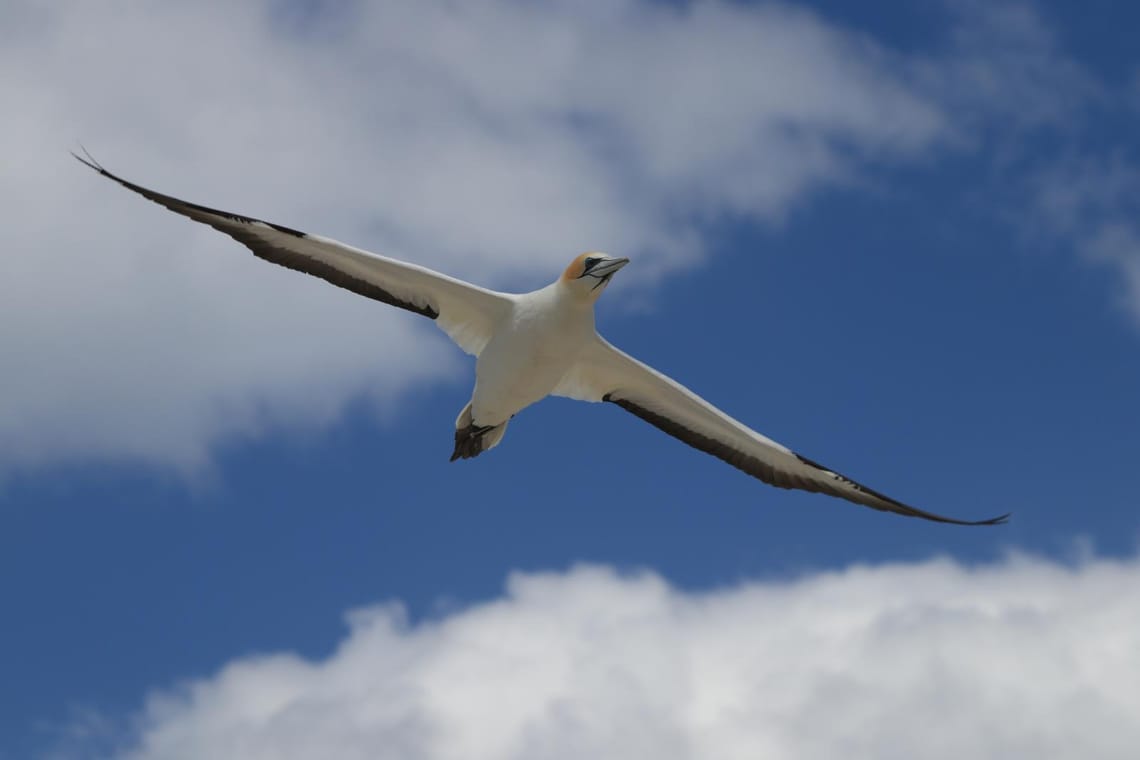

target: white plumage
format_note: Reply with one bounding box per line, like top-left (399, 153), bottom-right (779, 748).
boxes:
top-left (76, 152), bottom-right (1008, 526)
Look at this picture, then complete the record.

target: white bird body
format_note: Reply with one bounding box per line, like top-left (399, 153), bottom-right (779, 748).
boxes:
top-left (76, 152), bottom-right (1008, 526)
top-left (473, 284), bottom-right (594, 427)
top-left (469, 283), bottom-right (601, 430)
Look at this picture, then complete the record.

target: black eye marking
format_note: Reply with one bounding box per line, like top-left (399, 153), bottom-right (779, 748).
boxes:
top-left (582, 256), bottom-right (602, 272)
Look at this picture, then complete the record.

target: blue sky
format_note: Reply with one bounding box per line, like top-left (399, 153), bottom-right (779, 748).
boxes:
top-left (2, 1), bottom-right (1139, 757)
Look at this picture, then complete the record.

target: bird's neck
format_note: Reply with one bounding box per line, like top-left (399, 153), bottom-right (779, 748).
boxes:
top-left (550, 278), bottom-right (602, 308)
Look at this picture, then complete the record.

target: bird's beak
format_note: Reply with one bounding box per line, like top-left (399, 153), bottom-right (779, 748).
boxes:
top-left (585, 257), bottom-right (630, 278)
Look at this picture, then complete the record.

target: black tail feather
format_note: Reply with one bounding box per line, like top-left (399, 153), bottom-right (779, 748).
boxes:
top-left (450, 423), bottom-right (496, 461)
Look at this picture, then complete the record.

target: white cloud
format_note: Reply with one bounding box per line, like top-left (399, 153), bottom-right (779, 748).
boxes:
top-left (95, 554), bottom-right (1140, 760)
top-left (0, 0), bottom-right (959, 474)
top-left (0, 0), bottom-right (1120, 475)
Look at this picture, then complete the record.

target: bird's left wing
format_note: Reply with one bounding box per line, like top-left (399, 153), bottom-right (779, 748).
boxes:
top-left (74, 153), bottom-right (512, 356)
top-left (555, 336), bottom-right (1009, 526)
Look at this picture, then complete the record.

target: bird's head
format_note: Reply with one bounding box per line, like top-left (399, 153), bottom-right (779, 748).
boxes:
top-left (559, 252), bottom-right (630, 302)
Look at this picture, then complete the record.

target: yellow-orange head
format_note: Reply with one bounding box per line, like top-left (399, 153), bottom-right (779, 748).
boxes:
top-left (558, 252), bottom-right (630, 301)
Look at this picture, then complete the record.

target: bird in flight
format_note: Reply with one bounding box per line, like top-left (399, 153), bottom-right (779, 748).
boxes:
top-left (75, 152), bottom-right (1008, 526)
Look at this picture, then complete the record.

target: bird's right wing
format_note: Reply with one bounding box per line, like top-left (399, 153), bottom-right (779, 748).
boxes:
top-left (555, 336), bottom-right (1009, 526)
top-left (75, 152), bottom-right (513, 356)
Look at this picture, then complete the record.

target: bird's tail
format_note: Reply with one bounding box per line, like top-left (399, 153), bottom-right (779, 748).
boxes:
top-left (450, 401), bottom-right (509, 461)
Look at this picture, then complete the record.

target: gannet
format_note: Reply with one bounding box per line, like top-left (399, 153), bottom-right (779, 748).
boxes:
top-left (75, 152), bottom-right (1008, 526)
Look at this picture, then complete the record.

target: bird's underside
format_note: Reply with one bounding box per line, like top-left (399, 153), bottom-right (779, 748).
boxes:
top-left (75, 150), bottom-right (1010, 527)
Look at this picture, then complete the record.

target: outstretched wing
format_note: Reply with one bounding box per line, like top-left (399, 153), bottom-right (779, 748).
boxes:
top-left (75, 152), bottom-right (512, 355)
top-left (555, 336), bottom-right (1009, 525)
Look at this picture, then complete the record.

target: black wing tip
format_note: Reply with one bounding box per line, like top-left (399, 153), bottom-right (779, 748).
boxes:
top-left (72, 146), bottom-right (135, 190)
top-left (793, 453), bottom-right (1011, 527)
top-left (925, 509), bottom-right (1012, 527)
top-left (71, 144), bottom-right (107, 174)
top-left (71, 148), bottom-right (310, 240)
top-left (969, 512), bottom-right (1012, 527)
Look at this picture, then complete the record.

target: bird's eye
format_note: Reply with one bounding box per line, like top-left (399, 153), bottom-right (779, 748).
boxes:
top-left (583, 257), bottom-right (601, 271)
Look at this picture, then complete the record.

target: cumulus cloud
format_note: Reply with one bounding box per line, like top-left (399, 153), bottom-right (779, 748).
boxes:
top-left (0, 0), bottom-right (963, 474)
top-left (94, 555), bottom-right (1140, 760)
top-left (0, 0), bottom-right (1118, 474)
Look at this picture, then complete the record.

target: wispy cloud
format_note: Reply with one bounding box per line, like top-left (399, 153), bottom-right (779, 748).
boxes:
top-left (1027, 156), bottom-right (1140, 325)
top-left (1085, 225), bottom-right (1140, 323)
top-left (91, 554), bottom-right (1140, 760)
top-left (925, 0), bottom-right (1099, 134)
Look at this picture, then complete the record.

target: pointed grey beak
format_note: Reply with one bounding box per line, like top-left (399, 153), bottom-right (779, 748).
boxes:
top-left (585, 257), bottom-right (630, 278)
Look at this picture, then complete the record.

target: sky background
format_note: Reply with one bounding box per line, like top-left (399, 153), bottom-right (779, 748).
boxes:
top-left (2, 1), bottom-right (1139, 758)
